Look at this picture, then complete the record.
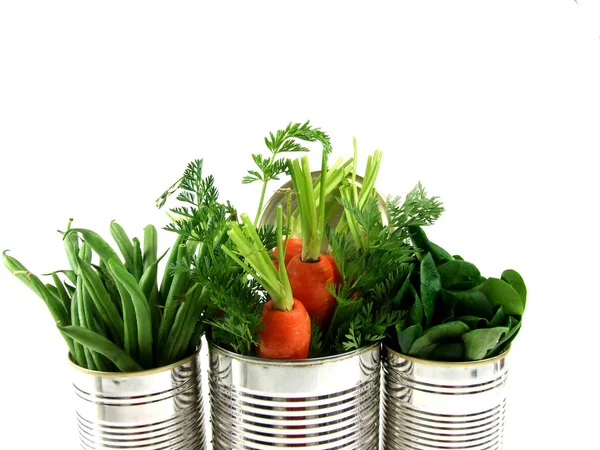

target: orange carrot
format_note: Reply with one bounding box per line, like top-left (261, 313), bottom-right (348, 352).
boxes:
top-left (273, 237), bottom-right (303, 267)
top-left (257, 299), bottom-right (311, 359)
top-left (287, 254), bottom-right (336, 330)
top-left (287, 142), bottom-right (340, 331)
top-left (223, 208), bottom-right (311, 360)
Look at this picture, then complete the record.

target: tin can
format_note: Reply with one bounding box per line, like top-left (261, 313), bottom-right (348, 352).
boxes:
top-left (381, 345), bottom-right (509, 450)
top-left (71, 350), bottom-right (206, 449)
top-left (208, 342), bottom-right (381, 449)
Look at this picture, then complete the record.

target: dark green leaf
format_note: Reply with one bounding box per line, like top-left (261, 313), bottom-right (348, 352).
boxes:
top-left (444, 288), bottom-right (494, 320)
top-left (462, 327), bottom-right (509, 361)
top-left (391, 264), bottom-right (415, 310)
top-left (409, 321), bottom-right (470, 358)
top-left (407, 226), bottom-right (453, 264)
top-left (437, 260), bottom-right (481, 290)
top-left (477, 277), bottom-right (524, 315)
top-left (397, 323), bottom-right (423, 354)
top-left (489, 307), bottom-right (506, 328)
top-left (501, 269), bottom-right (527, 308)
top-left (430, 342), bottom-right (465, 361)
top-left (408, 284), bottom-right (423, 325)
top-left (420, 252), bottom-right (440, 328)
top-left (488, 320), bottom-right (522, 357)
top-left (450, 315), bottom-right (488, 329)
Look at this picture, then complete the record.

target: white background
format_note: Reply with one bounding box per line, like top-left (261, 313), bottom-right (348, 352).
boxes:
top-left (1, 1), bottom-right (599, 448)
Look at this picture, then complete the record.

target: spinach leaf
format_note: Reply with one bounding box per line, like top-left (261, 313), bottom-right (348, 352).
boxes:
top-left (391, 264), bottom-right (415, 310)
top-left (450, 315), bottom-right (488, 329)
top-left (397, 323), bottom-right (423, 354)
top-left (409, 321), bottom-right (470, 358)
top-left (420, 252), bottom-right (441, 328)
top-left (462, 327), bottom-right (509, 361)
top-left (489, 307), bottom-right (506, 328)
top-left (477, 277), bottom-right (524, 315)
top-left (408, 226), bottom-right (453, 265)
top-left (430, 342), bottom-right (465, 361)
top-left (408, 284), bottom-right (424, 326)
top-left (501, 269), bottom-right (527, 308)
top-left (488, 320), bottom-right (522, 357)
top-left (444, 288), bottom-right (493, 320)
top-left (437, 260), bottom-right (481, 290)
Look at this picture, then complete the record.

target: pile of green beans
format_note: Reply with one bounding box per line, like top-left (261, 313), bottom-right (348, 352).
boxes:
top-left (3, 221), bottom-right (206, 372)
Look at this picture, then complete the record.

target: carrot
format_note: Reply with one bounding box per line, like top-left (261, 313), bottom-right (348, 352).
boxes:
top-left (287, 254), bottom-right (336, 330)
top-left (287, 140), bottom-right (339, 330)
top-left (273, 237), bottom-right (303, 267)
top-left (257, 299), bottom-right (310, 359)
top-left (223, 208), bottom-right (311, 360)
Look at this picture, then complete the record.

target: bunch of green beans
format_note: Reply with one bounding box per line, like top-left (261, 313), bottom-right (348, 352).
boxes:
top-left (3, 220), bottom-right (207, 372)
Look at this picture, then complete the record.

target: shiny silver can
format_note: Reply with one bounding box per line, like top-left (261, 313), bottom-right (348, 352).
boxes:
top-left (209, 342), bottom-right (381, 449)
top-left (71, 350), bottom-right (206, 449)
top-left (381, 346), bottom-right (509, 450)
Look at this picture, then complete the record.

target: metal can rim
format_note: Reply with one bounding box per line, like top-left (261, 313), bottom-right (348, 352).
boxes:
top-left (383, 344), bottom-right (510, 367)
top-left (208, 338), bottom-right (379, 367)
top-left (68, 344), bottom-right (201, 377)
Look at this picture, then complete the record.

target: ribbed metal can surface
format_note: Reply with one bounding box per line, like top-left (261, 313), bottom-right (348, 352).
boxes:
top-left (208, 342), bottom-right (381, 449)
top-left (381, 346), bottom-right (508, 450)
top-left (71, 350), bottom-right (205, 449)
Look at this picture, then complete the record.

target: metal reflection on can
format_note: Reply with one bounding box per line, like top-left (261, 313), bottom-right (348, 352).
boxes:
top-left (381, 345), bottom-right (509, 450)
top-left (70, 350), bottom-right (206, 449)
top-left (209, 342), bottom-right (381, 449)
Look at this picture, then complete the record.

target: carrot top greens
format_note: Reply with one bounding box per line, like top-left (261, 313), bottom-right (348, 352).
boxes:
top-left (223, 207), bottom-right (293, 312)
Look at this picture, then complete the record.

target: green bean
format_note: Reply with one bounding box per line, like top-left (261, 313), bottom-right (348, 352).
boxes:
top-left (76, 275), bottom-right (96, 370)
top-left (77, 256), bottom-right (124, 348)
top-left (169, 287), bottom-right (210, 364)
top-left (139, 249), bottom-right (169, 299)
top-left (65, 228), bottom-right (123, 267)
top-left (59, 325), bottom-right (143, 372)
top-left (110, 221), bottom-right (135, 272)
top-left (95, 262), bottom-right (123, 317)
top-left (79, 241), bottom-right (92, 264)
top-left (142, 225), bottom-right (158, 271)
top-left (108, 261), bottom-right (153, 369)
top-left (51, 272), bottom-right (72, 313)
top-left (65, 282), bottom-right (76, 297)
top-left (3, 251), bottom-right (70, 327)
top-left (138, 248), bottom-right (168, 347)
top-left (111, 274), bottom-right (138, 360)
top-left (156, 243), bottom-right (189, 356)
top-left (132, 238), bottom-right (143, 281)
top-left (45, 284), bottom-right (62, 304)
top-left (77, 277), bottom-right (109, 371)
top-left (69, 287), bottom-right (87, 368)
top-left (148, 286), bottom-right (161, 354)
top-left (159, 234), bottom-right (185, 305)
top-left (44, 269), bottom-right (77, 285)
top-left (64, 231), bottom-right (80, 273)
top-left (160, 284), bottom-right (202, 365)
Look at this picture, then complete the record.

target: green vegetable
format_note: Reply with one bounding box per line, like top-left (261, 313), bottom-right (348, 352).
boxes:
top-left (462, 327), bottom-right (509, 361)
top-left (420, 252), bottom-right (441, 328)
top-left (77, 256), bottom-right (125, 348)
top-left (437, 260), bottom-right (481, 290)
top-left (477, 277), bottom-right (524, 316)
top-left (108, 261), bottom-right (153, 369)
top-left (409, 321), bottom-right (470, 359)
top-left (397, 323), bottom-right (422, 354)
top-left (59, 325), bottom-right (143, 372)
top-left (389, 226), bottom-right (526, 362)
